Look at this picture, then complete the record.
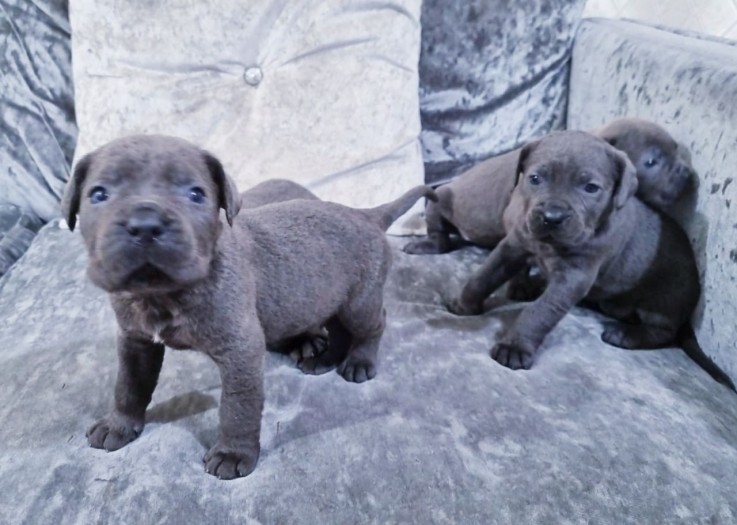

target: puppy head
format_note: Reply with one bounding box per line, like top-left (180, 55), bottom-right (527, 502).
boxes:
top-left (514, 131), bottom-right (637, 247)
top-left (598, 117), bottom-right (695, 210)
top-left (61, 135), bottom-right (241, 294)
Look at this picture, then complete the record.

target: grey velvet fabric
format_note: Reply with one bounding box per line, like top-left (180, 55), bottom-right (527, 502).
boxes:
top-left (567, 18), bottom-right (737, 387)
top-left (0, 0), bottom-right (77, 220)
top-left (0, 210), bottom-right (43, 276)
top-left (418, 0), bottom-right (586, 184)
top-left (2, 223), bottom-right (737, 524)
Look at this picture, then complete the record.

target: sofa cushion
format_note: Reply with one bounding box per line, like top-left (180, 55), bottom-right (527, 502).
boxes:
top-left (70, 0), bottom-right (424, 233)
top-left (0, 0), bottom-right (77, 222)
top-left (568, 18), bottom-right (737, 386)
top-left (418, 0), bottom-right (586, 184)
top-left (1, 223), bottom-right (736, 523)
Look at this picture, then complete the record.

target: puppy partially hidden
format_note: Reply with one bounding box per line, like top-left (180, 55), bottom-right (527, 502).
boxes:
top-left (62, 135), bottom-right (435, 479)
top-left (404, 117), bottom-right (695, 255)
top-left (447, 131), bottom-right (730, 387)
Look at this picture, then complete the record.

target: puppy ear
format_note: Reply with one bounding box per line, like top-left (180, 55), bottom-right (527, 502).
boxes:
top-left (514, 139), bottom-right (541, 186)
top-left (611, 148), bottom-right (638, 209)
top-left (203, 152), bottom-right (241, 226)
top-left (61, 154), bottom-right (93, 232)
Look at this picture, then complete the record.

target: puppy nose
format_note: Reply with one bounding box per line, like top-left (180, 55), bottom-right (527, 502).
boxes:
top-left (126, 208), bottom-right (164, 243)
top-left (542, 207), bottom-right (570, 226)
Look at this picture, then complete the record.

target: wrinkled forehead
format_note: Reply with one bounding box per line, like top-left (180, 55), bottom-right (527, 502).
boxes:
top-left (527, 135), bottom-right (614, 177)
top-left (87, 138), bottom-right (212, 190)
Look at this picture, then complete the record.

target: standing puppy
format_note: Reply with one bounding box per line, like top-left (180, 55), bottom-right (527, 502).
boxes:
top-left (448, 131), bottom-right (700, 371)
top-left (404, 118), bottom-right (694, 254)
top-left (62, 135), bottom-right (434, 479)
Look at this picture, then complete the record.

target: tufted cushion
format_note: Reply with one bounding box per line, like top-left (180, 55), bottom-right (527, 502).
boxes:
top-left (418, 0), bottom-right (586, 184)
top-left (70, 0), bottom-right (424, 232)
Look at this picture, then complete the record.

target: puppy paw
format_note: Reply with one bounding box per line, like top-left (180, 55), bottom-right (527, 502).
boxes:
top-left (297, 354), bottom-right (338, 375)
top-left (602, 326), bottom-right (626, 348)
top-left (447, 297), bottom-right (483, 316)
top-left (490, 342), bottom-right (534, 370)
top-left (337, 356), bottom-right (377, 383)
top-left (601, 325), bottom-right (644, 349)
top-left (204, 443), bottom-right (259, 480)
top-left (288, 334), bottom-right (328, 364)
top-left (87, 413), bottom-right (143, 451)
top-left (403, 239), bottom-right (442, 255)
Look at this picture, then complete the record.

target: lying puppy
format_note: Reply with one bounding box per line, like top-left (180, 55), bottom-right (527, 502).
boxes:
top-left (62, 135), bottom-right (435, 479)
top-left (404, 117), bottom-right (694, 255)
top-left (447, 131), bottom-right (716, 377)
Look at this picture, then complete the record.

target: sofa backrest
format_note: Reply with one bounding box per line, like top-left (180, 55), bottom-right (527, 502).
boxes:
top-left (568, 17), bottom-right (737, 383)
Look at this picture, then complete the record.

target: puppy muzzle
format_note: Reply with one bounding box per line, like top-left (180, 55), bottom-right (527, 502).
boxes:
top-left (124, 203), bottom-right (170, 245)
top-left (531, 203), bottom-right (572, 229)
top-left (527, 202), bottom-right (585, 244)
top-left (89, 201), bottom-right (206, 292)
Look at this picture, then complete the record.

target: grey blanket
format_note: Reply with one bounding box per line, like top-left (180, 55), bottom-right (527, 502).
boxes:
top-left (1, 223), bottom-right (736, 524)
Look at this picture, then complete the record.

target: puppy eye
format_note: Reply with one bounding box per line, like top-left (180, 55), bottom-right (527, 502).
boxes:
top-left (583, 183), bottom-right (601, 194)
top-left (188, 187), bottom-right (206, 204)
top-left (644, 158), bottom-right (658, 168)
top-left (528, 173), bottom-right (542, 186)
top-left (89, 186), bottom-right (109, 204)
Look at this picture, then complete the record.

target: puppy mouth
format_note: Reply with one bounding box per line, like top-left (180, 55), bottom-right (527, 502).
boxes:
top-left (528, 220), bottom-right (586, 246)
top-left (123, 263), bottom-right (176, 289)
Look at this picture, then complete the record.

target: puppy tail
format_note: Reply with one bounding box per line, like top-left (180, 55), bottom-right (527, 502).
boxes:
top-left (364, 185), bottom-right (438, 231)
top-left (678, 324), bottom-right (736, 391)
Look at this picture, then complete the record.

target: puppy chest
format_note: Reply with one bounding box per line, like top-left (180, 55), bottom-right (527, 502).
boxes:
top-left (153, 324), bottom-right (193, 350)
top-left (129, 300), bottom-right (196, 350)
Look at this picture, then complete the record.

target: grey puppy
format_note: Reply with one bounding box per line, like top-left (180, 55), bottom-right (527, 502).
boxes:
top-left (62, 135), bottom-right (435, 479)
top-left (404, 117), bottom-right (694, 255)
top-left (447, 131), bottom-right (718, 378)
top-left (239, 178), bottom-right (319, 208)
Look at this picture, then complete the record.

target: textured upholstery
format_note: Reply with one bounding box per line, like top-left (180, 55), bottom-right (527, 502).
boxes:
top-left (1, 224), bottom-right (736, 523)
top-left (0, 0), bottom-right (76, 272)
top-left (418, 0), bottom-right (586, 184)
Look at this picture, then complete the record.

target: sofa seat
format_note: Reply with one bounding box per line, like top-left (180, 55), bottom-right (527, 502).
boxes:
top-left (1, 224), bottom-right (736, 524)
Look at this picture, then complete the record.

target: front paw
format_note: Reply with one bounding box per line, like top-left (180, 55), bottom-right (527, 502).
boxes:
top-left (490, 341), bottom-right (535, 370)
top-left (204, 442), bottom-right (260, 480)
top-left (337, 356), bottom-right (377, 383)
top-left (87, 413), bottom-right (143, 451)
top-left (447, 297), bottom-right (483, 316)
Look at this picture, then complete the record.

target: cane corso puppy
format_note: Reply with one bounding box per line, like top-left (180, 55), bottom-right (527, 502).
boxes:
top-left (62, 135), bottom-right (435, 479)
top-left (404, 118), bottom-right (694, 255)
top-left (448, 131), bottom-right (701, 370)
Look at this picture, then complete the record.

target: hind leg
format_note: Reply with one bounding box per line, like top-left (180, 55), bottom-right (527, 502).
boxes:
top-left (403, 199), bottom-right (456, 254)
top-left (334, 291), bottom-right (386, 383)
top-left (601, 309), bottom-right (678, 349)
top-left (297, 317), bottom-right (352, 375)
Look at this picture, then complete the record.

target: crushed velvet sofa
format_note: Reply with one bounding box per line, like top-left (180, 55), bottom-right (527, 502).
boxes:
top-left (2, 1), bottom-right (737, 523)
